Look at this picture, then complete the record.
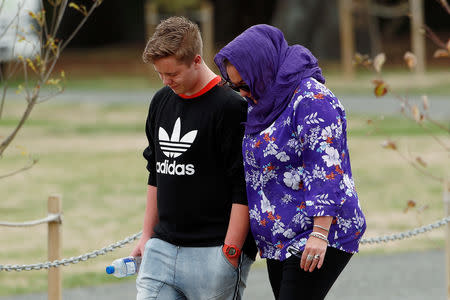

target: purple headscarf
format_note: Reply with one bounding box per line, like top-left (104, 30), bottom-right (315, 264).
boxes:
top-left (214, 24), bottom-right (325, 134)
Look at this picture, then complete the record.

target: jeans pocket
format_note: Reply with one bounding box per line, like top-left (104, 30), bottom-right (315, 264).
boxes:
top-left (219, 246), bottom-right (238, 272)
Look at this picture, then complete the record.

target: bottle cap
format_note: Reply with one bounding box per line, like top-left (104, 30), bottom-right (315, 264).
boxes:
top-left (105, 266), bottom-right (115, 274)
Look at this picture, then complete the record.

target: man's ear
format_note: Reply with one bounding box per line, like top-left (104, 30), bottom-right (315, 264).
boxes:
top-left (193, 55), bottom-right (202, 65)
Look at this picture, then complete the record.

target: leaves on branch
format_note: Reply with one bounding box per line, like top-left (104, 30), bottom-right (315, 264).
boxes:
top-left (422, 95), bottom-right (429, 111)
top-left (373, 53), bottom-right (386, 73)
top-left (28, 10), bottom-right (45, 27)
top-left (433, 49), bottom-right (449, 58)
top-left (353, 53), bottom-right (372, 67)
top-left (69, 2), bottom-right (89, 17)
top-left (16, 85), bottom-right (24, 95)
top-left (417, 204), bottom-right (429, 213)
top-left (403, 51), bottom-right (417, 70)
top-left (403, 200), bottom-right (416, 213)
top-left (411, 104), bottom-right (422, 123)
top-left (381, 140), bottom-right (397, 150)
top-left (15, 145), bottom-right (28, 156)
top-left (430, 38), bottom-right (450, 58)
top-left (415, 156), bottom-right (427, 168)
top-left (45, 36), bottom-right (60, 55)
top-left (46, 78), bottom-right (61, 85)
top-left (26, 58), bottom-right (38, 74)
top-left (48, 0), bottom-right (63, 7)
top-left (373, 79), bottom-right (388, 97)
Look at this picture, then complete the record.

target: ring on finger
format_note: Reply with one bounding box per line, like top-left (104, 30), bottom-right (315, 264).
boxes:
top-left (313, 254), bottom-right (320, 260)
top-left (306, 254), bottom-right (313, 261)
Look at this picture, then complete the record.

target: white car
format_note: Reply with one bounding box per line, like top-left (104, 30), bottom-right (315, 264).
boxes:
top-left (0, 0), bottom-right (41, 62)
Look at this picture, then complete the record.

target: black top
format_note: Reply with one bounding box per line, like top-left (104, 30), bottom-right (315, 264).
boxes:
top-left (143, 82), bottom-right (257, 260)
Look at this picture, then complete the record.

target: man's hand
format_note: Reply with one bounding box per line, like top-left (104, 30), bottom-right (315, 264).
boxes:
top-left (131, 236), bottom-right (149, 258)
top-left (222, 245), bottom-right (239, 268)
top-left (223, 204), bottom-right (249, 269)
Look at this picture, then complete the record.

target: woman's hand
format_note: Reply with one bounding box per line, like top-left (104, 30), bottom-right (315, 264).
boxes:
top-left (300, 235), bottom-right (328, 272)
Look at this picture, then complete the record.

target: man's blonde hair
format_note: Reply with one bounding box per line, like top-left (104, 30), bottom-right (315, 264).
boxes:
top-left (143, 16), bottom-right (203, 65)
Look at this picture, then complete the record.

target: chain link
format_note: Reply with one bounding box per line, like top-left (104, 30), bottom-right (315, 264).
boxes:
top-left (1, 216), bottom-right (450, 272)
top-left (0, 232), bottom-right (142, 272)
top-left (359, 216), bottom-right (450, 245)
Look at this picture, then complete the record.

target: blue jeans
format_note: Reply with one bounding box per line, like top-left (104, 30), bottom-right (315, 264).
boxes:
top-left (136, 238), bottom-right (253, 300)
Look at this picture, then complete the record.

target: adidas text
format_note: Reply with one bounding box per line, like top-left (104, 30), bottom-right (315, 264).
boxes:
top-left (156, 160), bottom-right (195, 176)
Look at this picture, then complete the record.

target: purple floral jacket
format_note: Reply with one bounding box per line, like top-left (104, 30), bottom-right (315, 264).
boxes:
top-left (243, 78), bottom-right (366, 260)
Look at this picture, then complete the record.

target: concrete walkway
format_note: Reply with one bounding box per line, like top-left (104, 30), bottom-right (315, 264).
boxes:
top-left (0, 250), bottom-right (446, 300)
top-left (7, 90), bottom-right (450, 120)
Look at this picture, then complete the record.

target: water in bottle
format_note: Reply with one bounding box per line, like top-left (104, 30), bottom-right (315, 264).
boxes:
top-left (106, 256), bottom-right (142, 278)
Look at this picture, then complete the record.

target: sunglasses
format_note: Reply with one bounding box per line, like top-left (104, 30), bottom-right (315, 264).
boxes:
top-left (226, 81), bottom-right (250, 93)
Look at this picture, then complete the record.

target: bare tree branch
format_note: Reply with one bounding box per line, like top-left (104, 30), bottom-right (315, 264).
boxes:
top-left (0, 1), bottom-right (24, 39)
top-left (0, 96), bottom-right (37, 156)
top-left (423, 24), bottom-right (447, 49)
top-left (393, 92), bottom-right (450, 152)
top-left (436, 0), bottom-right (450, 14)
top-left (0, 159), bottom-right (38, 180)
top-left (395, 148), bottom-right (444, 183)
top-left (51, 0), bottom-right (68, 39)
top-left (37, 87), bottom-right (65, 103)
top-left (60, 1), bottom-right (100, 51)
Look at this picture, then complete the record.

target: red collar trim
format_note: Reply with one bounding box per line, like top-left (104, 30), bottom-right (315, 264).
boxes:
top-left (179, 76), bottom-right (222, 99)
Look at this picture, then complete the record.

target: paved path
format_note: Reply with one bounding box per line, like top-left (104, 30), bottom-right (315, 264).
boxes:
top-left (7, 90), bottom-right (450, 119)
top-left (0, 250), bottom-right (446, 300)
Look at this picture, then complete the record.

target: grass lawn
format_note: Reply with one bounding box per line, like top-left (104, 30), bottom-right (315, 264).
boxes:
top-left (0, 99), bottom-right (448, 296)
top-left (48, 67), bottom-right (450, 96)
top-left (3, 54), bottom-right (450, 96)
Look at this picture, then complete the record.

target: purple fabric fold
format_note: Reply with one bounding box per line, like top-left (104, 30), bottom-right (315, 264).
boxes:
top-left (214, 24), bottom-right (325, 134)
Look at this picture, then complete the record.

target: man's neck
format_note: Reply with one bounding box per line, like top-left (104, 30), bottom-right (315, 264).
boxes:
top-left (183, 64), bottom-right (217, 96)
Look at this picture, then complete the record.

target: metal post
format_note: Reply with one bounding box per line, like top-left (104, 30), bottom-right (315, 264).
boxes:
top-left (338, 0), bottom-right (355, 79)
top-left (409, 0), bottom-right (426, 75)
top-left (48, 195), bottom-right (62, 300)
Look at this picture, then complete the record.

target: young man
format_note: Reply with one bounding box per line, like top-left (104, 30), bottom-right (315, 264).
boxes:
top-left (130, 16), bottom-right (257, 300)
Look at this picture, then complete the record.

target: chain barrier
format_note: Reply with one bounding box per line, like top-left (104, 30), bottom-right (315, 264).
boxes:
top-left (1, 216), bottom-right (449, 272)
top-left (0, 232), bottom-right (142, 272)
top-left (360, 216), bottom-right (450, 244)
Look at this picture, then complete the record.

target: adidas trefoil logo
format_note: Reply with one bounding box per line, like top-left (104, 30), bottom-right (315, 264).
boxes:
top-left (159, 118), bottom-right (197, 158)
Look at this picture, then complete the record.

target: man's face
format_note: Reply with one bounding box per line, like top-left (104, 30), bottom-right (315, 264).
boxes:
top-left (153, 56), bottom-right (198, 95)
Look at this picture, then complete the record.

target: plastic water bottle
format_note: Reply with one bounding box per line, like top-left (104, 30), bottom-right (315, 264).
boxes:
top-left (106, 256), bottom-right (142, 278)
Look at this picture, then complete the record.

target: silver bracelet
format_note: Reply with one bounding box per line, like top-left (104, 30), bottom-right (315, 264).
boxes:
top-left (313, 224), bottom-right (329, 232)
top-left (310, 232), bottom-right (329, 243)
top-left (311, 231), bottom-right (328, 240)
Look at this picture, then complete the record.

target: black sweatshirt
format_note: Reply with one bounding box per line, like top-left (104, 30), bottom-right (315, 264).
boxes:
top-left (143, 79), bottom-right (257, 260)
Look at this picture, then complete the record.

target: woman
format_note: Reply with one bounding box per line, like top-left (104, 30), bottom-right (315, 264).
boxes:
top-left (214, 25), bottom-right (366, 300)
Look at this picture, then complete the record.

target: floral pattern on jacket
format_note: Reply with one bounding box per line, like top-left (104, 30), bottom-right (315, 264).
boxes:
top-left (243, 77), bottom-right (366, 260)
